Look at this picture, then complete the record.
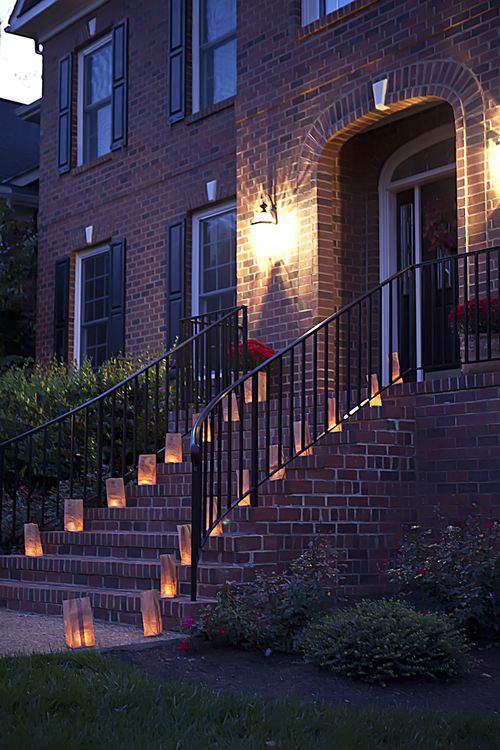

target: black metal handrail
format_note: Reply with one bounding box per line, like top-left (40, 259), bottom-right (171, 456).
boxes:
top-left (189, 246), bottom-right (499, 600)
top-left (0, 305), bottom-right (248, 552)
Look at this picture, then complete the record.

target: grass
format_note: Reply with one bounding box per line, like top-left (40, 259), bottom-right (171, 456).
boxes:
top-left (0, 652), bottom-right (498, 750)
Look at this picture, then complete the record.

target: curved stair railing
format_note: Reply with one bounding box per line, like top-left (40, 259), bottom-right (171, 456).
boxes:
top-left (190, 246), bottom-right (500, 600)
top-left (0, 306), bottom-right (248, 552)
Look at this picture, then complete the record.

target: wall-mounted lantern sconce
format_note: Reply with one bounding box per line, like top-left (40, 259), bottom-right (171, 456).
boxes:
top-left (250, 193), bottom-right (277, 228)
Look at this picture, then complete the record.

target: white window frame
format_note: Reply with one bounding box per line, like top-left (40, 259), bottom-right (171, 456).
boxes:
top-left (191, 0), bottom-right (236, 113)
top-left (77, 33), bottom-right (112, 166)
top-left (73, 243), bottom-right (109, 366)
top-left (191, 200), bottom-right (236, 316)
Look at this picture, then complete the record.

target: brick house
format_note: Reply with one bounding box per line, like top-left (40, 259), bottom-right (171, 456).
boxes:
top-left (0, 0), bottom-right (498, 626)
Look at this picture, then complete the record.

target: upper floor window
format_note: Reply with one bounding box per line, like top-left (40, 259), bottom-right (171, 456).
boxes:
top-left (301, 0), bottom-right (353, 25)
top-left (193, 0), bottom-right (236, 111)
top-left (78, 35), bottom-right (112, 164)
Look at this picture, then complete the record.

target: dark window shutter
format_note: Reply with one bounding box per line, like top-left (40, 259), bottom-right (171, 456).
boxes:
top-left (108, 239), bottom-right (126, 356)
top-left (166, 219), bottom-right (185, 347)
top-left (111, 19), bottom-right (128, 150)
top-left (57, 54), bottom-right (72, 173)
top-left (54, 257), bottom-right (70, 360)
top-left (168, 0), bottom-right (186, 124)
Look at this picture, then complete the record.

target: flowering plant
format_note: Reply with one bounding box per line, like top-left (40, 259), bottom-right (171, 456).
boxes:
top-left (448, 297), bottom-right (499, 335)
top-left (238, 339), bottom-right (276, 371)
top-left (387, 519), bottom-right (498, 638)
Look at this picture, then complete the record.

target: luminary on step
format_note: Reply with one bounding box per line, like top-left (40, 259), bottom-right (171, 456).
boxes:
top-left (370, 374), bottom-right (383, 407)
top-left (327, 397), bottom-right (342, 432)
top-left (165, 433), bottom-right (182, 464)
top-left (106, 477), bottom-right (126, 508)
top-left (177, 524), bottom-right (192, 565)
top-left (140, 590), bottom-right (162, 636)
top-left (24, 523), bottom-right (43, 557)
top-left (294, 421), bottom-right (313, 456)
top-left (206, 499), bottom-right (223, 536)
top-left (63, 597), bottom-right (95, 648)
top-left (160, 553), bottom-right (178, 598)
top-left (64, 499), bottom-right (84, 532)
top-left (270, 445), bottom-right (286, 480)
top-left (223, 393), bottom-right (240, 422)
top-left (391, 352), bottom-right (403, 384)
top-left (244, 371), bottom-right (267, 403)
top-left (192, 413), bottom-right (212, 441)
top-left (236, 469), bottom-right (250, 505)
top-left (138, 454), bottom-right (157, 485)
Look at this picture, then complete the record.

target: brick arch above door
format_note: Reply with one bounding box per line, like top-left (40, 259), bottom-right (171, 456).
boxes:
top-left (295, 58), bottom-right (489, 260)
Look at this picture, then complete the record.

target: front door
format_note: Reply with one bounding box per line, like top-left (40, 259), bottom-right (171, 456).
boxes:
top-left (381, 125), bottom-right (458, 379)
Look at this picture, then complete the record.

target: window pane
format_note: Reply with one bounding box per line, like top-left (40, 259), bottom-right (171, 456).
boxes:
top-left (392, 138), bottom-right (455, 182)
top-left (199, 210), bottom-right (236, 313)
top-left (81, 250), bottom-right (110, 366)
top-left (84, 103), bottom-right (111, 162)
top-left (212, 38), bottom-right (236, 104)
top-left (85, 42), bottom-right (112, 105)
top-left (204, 0), bottom-right (236, 43)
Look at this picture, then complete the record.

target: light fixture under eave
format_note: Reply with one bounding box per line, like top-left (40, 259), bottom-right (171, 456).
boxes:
top-left (251, 194), bottom-right (278, 268)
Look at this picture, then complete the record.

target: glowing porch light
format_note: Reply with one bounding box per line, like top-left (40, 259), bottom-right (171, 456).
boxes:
top-left (106, 477), bottom-right (126, 508)
top-left (327, 397), bottom-right (342, 432)
top-left (138, 454), bottom-right (157, 485)
top-left (250, 193), bottom-right (278, 268)
top-left (206, 499), bottom-right (223, 537)
top-left (24, 523), bottom-right (43, 557)
top-left (140, 590), bottom-right (163, 636)
top-left (177, 524), bottom-right (192, 565)
top-left (165, 433), bottom-right (183, 464)
top-left (236, 469), bottom-right (251, 505)
top-left (294, 421), bottom-right (313, 456)
top-left (63, 597), bottom-right (95, 648)
top-left (160, 553), bottom-right (178, 598)
top-left (64, 499), bottom-right (84, 532)
top-left (370, 374), bottom-right (383, 407)
top-left (269, 445), bottom-right (286, 480)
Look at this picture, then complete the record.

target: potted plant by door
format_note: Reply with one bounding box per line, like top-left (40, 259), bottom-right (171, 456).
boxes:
top-left (236, 339), bottom-right (276, 401)
top-left (448, 297), bottom-right (500, 373)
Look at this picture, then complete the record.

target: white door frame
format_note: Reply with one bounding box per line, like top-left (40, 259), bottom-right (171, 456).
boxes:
top-left (378, 124), bottom-right (455, 383)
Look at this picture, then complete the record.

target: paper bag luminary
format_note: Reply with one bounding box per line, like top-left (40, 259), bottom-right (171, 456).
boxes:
top-left (138, 454), bottom-right (157, 485)
top-left (160, 553), bottom-right (178, 598)
top-left (63, 597), bottom-right (95, 648)
top-left (370, 374), bottom-right (383, 407)
top-left (165, 433), bottom-right (182, 464)
top-left (140, 589), bottom-right (162, 636)
top-left (177, 524), bottom-right (192, 565)
top-left (106, 477), bottom-right (126, 508)
top-left (236, 469), bottom-right (250, 506)
top-left (24, 523), bottom-right (43, 557)
top-left (64, 499), bottom-right (84, 532)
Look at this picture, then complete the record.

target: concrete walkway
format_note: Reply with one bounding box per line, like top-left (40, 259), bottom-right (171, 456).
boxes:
top-left (0, 608), bottom-right (178, 656)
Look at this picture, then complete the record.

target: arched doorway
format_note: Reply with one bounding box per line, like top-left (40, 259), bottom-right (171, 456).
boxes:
top-left (379, 123), bottom-right (458, 379)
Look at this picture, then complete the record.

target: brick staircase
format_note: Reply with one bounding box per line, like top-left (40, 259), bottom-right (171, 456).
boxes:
top-left (0, 393), bottom-right (416, 627)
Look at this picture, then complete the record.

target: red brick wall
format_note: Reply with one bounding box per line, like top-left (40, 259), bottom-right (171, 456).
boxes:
top-left (36, 0), bottom-right (499, 360)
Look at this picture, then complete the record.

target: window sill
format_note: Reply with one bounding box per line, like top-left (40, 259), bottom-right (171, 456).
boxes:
top-left (297, 0), bottom-right (380, 40)
top-left (72, 151), bottom-right (114, 176)
top-left (187, 97), bottom-right (235, 125)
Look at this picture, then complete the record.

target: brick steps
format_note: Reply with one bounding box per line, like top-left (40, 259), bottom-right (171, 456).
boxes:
top-left (0, 579), bottom-right (212, 627)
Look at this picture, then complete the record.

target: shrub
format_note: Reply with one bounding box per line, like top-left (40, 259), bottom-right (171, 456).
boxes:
top-left (201, 538), bottom-right (340, 652)
top-left (298, 599), bottom-right (468, 684)
top-left (387, 520), bottom-right (498, 639)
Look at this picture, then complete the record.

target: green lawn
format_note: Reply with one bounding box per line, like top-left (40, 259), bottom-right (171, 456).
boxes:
top-left (0, 652), bottom-right (498, 750)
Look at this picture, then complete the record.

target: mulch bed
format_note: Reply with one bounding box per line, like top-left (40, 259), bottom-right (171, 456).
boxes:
top-left (111, 638), bottom-right (500, 715)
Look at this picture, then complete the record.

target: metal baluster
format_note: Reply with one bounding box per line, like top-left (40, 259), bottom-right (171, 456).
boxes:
top-left (11, 443), bottom-right (18, 544)
top-left (41, 429), bottom-right (47, 528)
top-left (335, 316), bottom-right (340, 426)
top-left (301, 340), bottom-right (306, 455)
top-left (250, 373), bottom-right (259, 506)
top-left (55, 425), bottom-right (61, 520)
top-left (289, 348), bottom-right (295, 460)
top-left (69, 412), bottom-right (75, 498)
top-left (0, 447), bottom-right (4, 548)
top-left (346, 309), bottom-right (351, 412)
top-left (27, 436), bottom-right (34, 523)
top-left (83, 408), bottom-right (89, 504)
top-left (121, 382), bottom-right (127, 477)
top-left (265, 363), bottom-right (271, 475)
top-left (323, 324), bottom-right (329, 434)
top-left (154, 363), bottom-right (159, 456)
top-left (475, 253), bottom-right (480, 362)
top-left (464, 255), bottom-right (469, 364)
top-left (441, 258), bottom-right (447, 367)
top-left (97, 400), bottom-right (104, 503)
top-left (109, 393), bottom-right (116, 479)
top-left (368, 296), bottom-right (373, 395)
top-left (486, 250), bottom-right (492, 361)
top-left (312, 332), bottom-right (318, 441)
top-left (278, 356), bottom-right (283, 476)
top-left (388, 281), bottom-right (393, 383)
top-left (144, 369), bottom-right (149, 453)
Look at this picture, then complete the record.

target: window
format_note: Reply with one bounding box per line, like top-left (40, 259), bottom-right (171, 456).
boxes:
top-left (192, 203), bottom-right (237, 315)
top-left (75, 247), bottom-right (111, 367)
top-left (193, 0), bottom-right (236, 111)
top-left (78, 35), bottom-right (112, 164)
top-left (301, 0), bottom-right (353, 25)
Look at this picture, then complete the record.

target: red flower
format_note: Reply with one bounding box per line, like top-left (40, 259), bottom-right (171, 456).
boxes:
top-left (418, 567), bottom-right (427, 576)
top-left (421, 611), bottom-right (428, 616)
top-left (487, 521), bottom-right (494, 530)
top-left (236, 339), bottom-right (276, 369)
top-left (179, 640), bottom-right (189, 653)
top-left (218, 627), bottom-right (228, 637)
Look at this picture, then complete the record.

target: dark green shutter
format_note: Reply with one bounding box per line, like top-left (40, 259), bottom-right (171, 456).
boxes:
top-left (109, 239), bottom-right (126, 355)
top-left (54, 257), bottom-right (70, 360)
top-left (166, 219), bottom-right (185, 346)
top-left (57, 54), bottom-right (72, 173)
top-left (168, 0), bottom-right (186, 124)
top-left (111, 19), bottom-right (128, 150)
